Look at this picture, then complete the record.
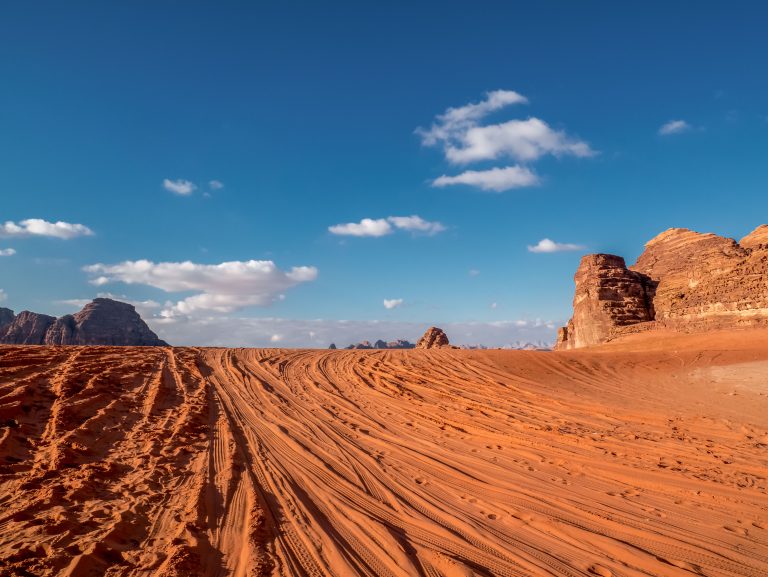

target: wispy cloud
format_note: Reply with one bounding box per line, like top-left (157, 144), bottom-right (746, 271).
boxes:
top-left (386, 215), bottom-right (446, 235)
top-left (433, 166), bottom-right (539, 192)
top-left (329, 218), bottom-right (392, 237)
top-left (329, 216), bottom-right (446, 237)
top-left (658, 119), bottom-right (691, 135)
top-left (84, 259), bottom-right (317, 317)
top-left (0, 289), bottom-right (6, 303)
top-left (163, 178), bottom-right (197, 195)
top-left (383, 298), bottom-right (403, 309)
top-left (418, 90), bottom-right (594, 191)
top-left (527, 238), bottom-right (585, 253)
top-left (0, 219), bottom-right (94, 239)
top-left (208, 180), bottom-right (224, 190)
top-left (416, 90), bottom-right (529, 146)
top-left (0, 248), bottom-right (15, 256)
top-left (149, 316), bottom-right (559, 348)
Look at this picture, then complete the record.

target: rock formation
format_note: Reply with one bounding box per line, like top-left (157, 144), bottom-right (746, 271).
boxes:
top-left (0, 298), bottom-right (168, 346)
top-left (0, 311), bottom-right (56, 345)
top-left (341, 339), bottom-right (415, 350)
top-left (416, 327), bottom-right (450, 349)
top-left (557, 225), bottom-right (768, 349)
top-left (556, 255), bottom-right (655, 349)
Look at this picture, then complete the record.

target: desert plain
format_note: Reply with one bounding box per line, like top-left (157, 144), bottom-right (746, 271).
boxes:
top-left (0, 329), bottom-right (766, 577)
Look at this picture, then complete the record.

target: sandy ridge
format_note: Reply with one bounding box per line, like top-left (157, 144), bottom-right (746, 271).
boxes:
top-left (1, 330), bottom-right (767, 576)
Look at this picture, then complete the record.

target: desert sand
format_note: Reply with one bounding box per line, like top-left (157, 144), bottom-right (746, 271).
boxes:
top-left (1, 329), bottom-right (767, 576)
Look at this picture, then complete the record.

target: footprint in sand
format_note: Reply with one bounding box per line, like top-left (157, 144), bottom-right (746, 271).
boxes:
top-left (588, 565), bottom-right (612, 577)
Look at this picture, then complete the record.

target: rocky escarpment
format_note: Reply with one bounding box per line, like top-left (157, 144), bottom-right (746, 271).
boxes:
top-left (0, 298), bottom-right (167, 346)
top-left (557, 225), bottom-right (768, 349)
top-left (416, 327), bottom-right (451, 349)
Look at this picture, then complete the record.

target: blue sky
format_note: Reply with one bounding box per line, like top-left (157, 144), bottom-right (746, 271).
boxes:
top-left (1, 2), bottom-right (767, 346)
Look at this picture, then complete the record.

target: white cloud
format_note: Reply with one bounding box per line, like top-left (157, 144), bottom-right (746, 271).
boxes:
top-left (148, 316), bottom-right (559, 348)
top-left (0, 248), bottom-right (15, 256)
top-left (208, 180), bottom-right (224, 190)
top-left (329, 218), bottom-right (392, 237)
top-left (445, 118), bottom-right (595, 164)
top-left (387, 215), bottom-right (446, 235)
top-left (418, 90), bottom-right (595, 192)
top-left (0, 219), bottom-right (94, 239)
top-left (527, 238), bottom-right (585, 253)
top-left (468, 269), bottom-right (480, 277)
top-left (658, 120), bottom-right (691, 135)
top-left (270, 334), bottom-right (282, 343)
top-left (433, 166), bottom-right (539, 192)
top-left (490, 302), bottom-right (498, 309)
top-left (0, 289), bottom-right (6, 303)
top-left (83, 259), bottom-right (317, 317)
top-left (383, 298), bottom-right (403, 309)
top-left (416, 90), bottom-right (529, 146)
top-left (329, 215), bottom-right (445, 237)
top-left (163, 178), bottom-right (197, 195)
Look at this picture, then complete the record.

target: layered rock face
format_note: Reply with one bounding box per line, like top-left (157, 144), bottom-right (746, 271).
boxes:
top-left (556, 255), bottom-right (655, 350)
top-left (416, 327), bottom-right (450, 349)
top-left (0, 298), bottom-right (167, 346)
top-left (557, 225), bottom-right (768, 349)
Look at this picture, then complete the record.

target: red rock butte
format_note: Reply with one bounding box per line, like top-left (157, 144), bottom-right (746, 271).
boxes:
top-left (557, 224), bottom-right (768, 349)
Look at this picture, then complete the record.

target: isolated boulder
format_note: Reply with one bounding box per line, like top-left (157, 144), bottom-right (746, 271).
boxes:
top-left (416, 327), bottom-right (450, 349)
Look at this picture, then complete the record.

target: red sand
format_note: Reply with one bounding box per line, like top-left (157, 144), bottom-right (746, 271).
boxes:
top-left (1, 329), bottom-right (767, 576)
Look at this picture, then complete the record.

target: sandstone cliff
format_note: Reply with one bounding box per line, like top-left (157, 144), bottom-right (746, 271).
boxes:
top-left (557, 225), bottom-right (768, 349)
top-left (556, 255), bottom-right (655, 350)
top-left (0, 298), bottom-right (168, 346)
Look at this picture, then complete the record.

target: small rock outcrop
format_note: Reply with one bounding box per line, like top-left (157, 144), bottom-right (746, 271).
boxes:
top-left (0, 298), bottom-right (168, 346)
top-left (340, 339), bottom-right (415, 350)
top-left (557, 225), bottom-right (768, 349)
top-left (416, 327), bottom-right (450, 349)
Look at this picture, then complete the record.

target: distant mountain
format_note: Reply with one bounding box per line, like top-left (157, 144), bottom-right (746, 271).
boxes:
top-left (332, 339), bottom-right (416, 350)
top-left (0, 298), bottom-right (168, 346)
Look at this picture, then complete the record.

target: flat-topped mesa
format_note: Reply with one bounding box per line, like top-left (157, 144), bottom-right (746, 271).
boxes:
top-left (556, 254), bottom-right (655, 350)
top-left (556, 225), bottom-right (768, 349)
top-left (416, 327), bottom-right (450, 349)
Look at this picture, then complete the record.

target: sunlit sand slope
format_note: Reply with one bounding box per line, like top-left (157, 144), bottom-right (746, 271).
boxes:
top-left (1, 330), bottom-right (767, 576)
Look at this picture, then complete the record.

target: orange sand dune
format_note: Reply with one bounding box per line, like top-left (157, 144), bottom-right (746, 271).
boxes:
top-left (1, 330), bottom-right (767, 576)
